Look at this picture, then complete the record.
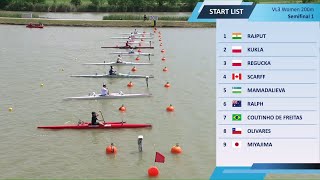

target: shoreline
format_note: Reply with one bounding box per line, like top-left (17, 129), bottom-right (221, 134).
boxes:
top-left (0, 17), bottom-right (215, 28)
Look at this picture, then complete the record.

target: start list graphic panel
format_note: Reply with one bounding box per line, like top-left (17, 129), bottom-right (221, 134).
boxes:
top-left (216, 20), bottom-right (320, 166)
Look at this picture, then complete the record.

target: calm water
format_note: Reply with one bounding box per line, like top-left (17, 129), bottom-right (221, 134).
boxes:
top-left (0, 25), bottom-right (216, 179)
top-left (37, 12), bottom-right (191, 20)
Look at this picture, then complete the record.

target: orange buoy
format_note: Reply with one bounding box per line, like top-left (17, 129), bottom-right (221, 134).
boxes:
top-left (166, 104), bottom-right (174, 112)
top-left (135, 57), bottom-right (140, 61)
top-left (163, 67), bottom-right (168, 72)
top-left (138, 49), bottom-right (142, 53)
top-left (161, 49), bottom-right (165, 53)
top-left (148, 166), bottom-right (159, 177)
top-left (158, 35), bottom-right (161, 38)
top-left (131, 66), bottom-right (137, 72)
top-left (159, 39), bottom-right (162, 42)
top-left (153, 30), bottom-right (156, 33)
top-left (106, 143), bottom-right (117, 154)
top-left (127, 81), bottom-right (134, 87)
top-left (171, 143), bottom-right (182, 154)
top-left (154, 27), bottom-right (157, 30)
top-left (119, 104), bottom-right (126, 112)
top-left (164, 82), bottom-right (170, 88)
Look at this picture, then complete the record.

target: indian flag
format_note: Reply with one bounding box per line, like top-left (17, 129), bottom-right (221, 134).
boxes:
top-left (232, 32), bottom-right (242, 40)
top-left (232, 87), bottom-right (242, 94)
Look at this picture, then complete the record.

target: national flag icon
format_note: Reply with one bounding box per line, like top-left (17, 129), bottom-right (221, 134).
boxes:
top-left (232, 114), bottom-right (242, 121)
top-left (232, 100), bottom-right (242, 107)
top-left (232, 32), bottom-right (242, 40)
top-left (232, 128), bottom-right (242, 134)
top-left (232, 60), bottom-right (242, 66)
top-left (232, 87), bottom-right (242, 94)
top-left (232, 73), bottom-right (242, 80)
top-left (232, 46), bottom-right (242, 53)
top-left (232, 141), bottom-right (242, 148)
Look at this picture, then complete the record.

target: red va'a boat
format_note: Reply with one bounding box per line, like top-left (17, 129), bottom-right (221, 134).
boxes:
top-left (37, 121), bottom-right (152, 130)
top-left (26, 23), bottom-right (44, 28)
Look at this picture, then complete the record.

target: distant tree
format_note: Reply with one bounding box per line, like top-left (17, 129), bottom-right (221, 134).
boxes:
top-left (91, 0), bottom-right (106, 7)
top-left (70, 0), bottom-right (81, 6)
top-left (302, 0), bottom-right (316, 3)
top-left (0, 0), bottom-right (11, 9)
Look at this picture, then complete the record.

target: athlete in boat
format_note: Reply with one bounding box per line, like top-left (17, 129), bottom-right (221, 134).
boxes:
top-left (116, 55), bottom-right (123, 63)
top-left (125, 41), bottom-right (132, 49)
top-left (129, 48), bottom-right (134, 54)
top-left (100, 84), bottom-right (109, 96)
top-left (91, 112), bottom-right (102, 125)
top-left (109, 66), bottom-right (117, 75)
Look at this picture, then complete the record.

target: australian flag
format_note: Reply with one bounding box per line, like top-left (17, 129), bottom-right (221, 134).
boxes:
top-left (232, 100), bottom-right (242, 107)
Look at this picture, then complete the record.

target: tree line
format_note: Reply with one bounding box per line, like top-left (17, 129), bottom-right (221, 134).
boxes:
top-left (0, 0), bottom-right (201, 12)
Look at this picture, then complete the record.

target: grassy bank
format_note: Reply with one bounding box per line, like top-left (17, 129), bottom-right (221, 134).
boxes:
top-left (0, 17), bottom-right (214, 28)
top-left (103, 15), bottom-right (189, 21)
top-left (0, 11), bottom-right (39, 18)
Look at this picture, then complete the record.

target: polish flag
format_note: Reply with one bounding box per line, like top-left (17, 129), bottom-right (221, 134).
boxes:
top-left (232, 46), bottom-right (242, 53)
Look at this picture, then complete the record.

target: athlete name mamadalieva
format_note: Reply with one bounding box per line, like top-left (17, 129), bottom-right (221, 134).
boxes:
top-left (247, 87), bottom-right (285, 93)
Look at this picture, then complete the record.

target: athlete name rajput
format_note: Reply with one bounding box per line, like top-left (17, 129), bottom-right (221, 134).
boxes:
top-left (209, 9), bottom-right (244, 15)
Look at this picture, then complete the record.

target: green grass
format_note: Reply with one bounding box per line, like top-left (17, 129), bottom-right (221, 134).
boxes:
top-left (46, 0), bottom-right (92, 5)
top-left (0, 11), bottom-right (39, 18)
top-left (103, 15), bottom-right (189, 21)
top-left (0, 17), bottom-right (214, 28)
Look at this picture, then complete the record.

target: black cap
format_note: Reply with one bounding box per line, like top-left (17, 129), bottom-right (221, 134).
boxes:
top-left (92, 112), bottom-right (96, 114)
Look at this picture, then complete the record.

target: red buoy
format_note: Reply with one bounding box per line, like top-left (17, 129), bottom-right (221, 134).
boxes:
top-left (171, 143), bottom-right (182, 154)
top-left (166, 104), bottom-right (174, 112)
top-left (160, 43), bottom-right (163, 46)
top-left (138, 49), bottom-right (142, 53)
top-left (164, 82), bottom-right (170, 88)
top-left (163, 67), bottom-right (168, 72)
top-left (106, 143), bottom-right (117, 154)
top-left (148, 166), bottom-right (159, 177)
top-left (161, 49), bottom-right (165, 53)
top-left (119, 104), bottom-right (126, 112)
top-left (141, 39), bottom-right (144, 41)
top-left (139, 43), bottom-right (142, 47)
top-left (131, 66), bottom-right (137, 72)
top-left (159, 39), bottom-right (162, 42)
top-left (136, 57), bottom-right (140, 61)
top-left (127, 81), bottom-right (133, 88)
top-left (161, 57), bottom-right (166, 61)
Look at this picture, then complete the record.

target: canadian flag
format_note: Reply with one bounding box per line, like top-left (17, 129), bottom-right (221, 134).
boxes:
top-left (232, 73), bottom-right (242, 80)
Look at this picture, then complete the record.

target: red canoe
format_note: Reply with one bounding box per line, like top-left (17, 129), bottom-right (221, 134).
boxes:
top-left (26, 24), bottom-right (44, 28)
top-left (37, 121), bottom-right (152, 129)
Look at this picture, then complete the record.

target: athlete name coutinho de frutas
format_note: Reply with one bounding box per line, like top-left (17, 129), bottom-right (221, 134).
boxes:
top-left (209, 9), bottom-right (244, 14)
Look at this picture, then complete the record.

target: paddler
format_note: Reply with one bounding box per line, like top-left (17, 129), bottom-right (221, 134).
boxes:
top-left (125, 41), bottom-right (132, 49)
top-left (109, 66), bottom-right (117, 75)
top-left (116, 55), bottom-right (123, 63)
top-left (100, 84), bottom-right (109, 96)
top-left (91, 112), bottom-right (102, 125)
top-left (129, 48), bottom-right (134, 54)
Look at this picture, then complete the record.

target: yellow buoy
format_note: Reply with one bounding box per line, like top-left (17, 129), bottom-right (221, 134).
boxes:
top-left (8, 107), bottom-right (13, 112)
